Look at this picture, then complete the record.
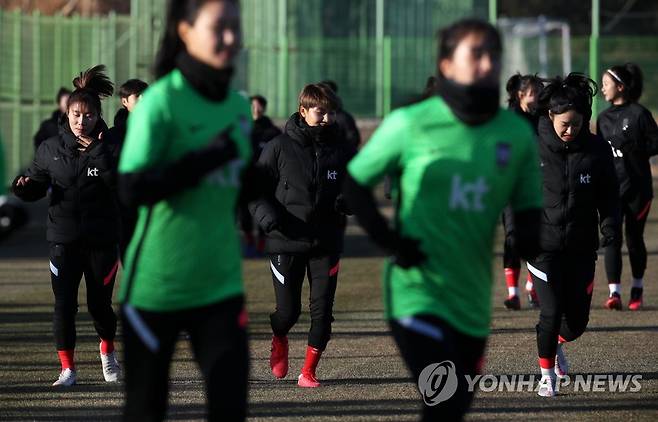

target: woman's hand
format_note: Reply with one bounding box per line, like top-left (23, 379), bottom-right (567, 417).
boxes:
top-left (15, 176), bottom-right (31, 187)
top-left (77, 132), bottom-right (103, 151)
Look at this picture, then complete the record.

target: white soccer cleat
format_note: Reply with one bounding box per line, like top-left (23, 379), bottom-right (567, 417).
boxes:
top-left (537, 374), bottom-right (557, 397)
top-left (555, 345), bottom-right (569, 379)
top-left (52, 368), bottom-right (77, 387)
top-left (100, 348), bottom-right (121, 383)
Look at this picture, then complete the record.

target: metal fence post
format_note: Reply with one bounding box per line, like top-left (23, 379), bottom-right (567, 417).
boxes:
top-left (589, 0), bottom-right (600, 119)
top-left (12, 9), bottom-right (21, 175)
top-left (54, 13), bottom-right (63, 92)
top-left (32, 11), bottom-right (41, 161)
top-left (375, 0), bottom-right (384, 117)
top-left (277, 0), bottom-right (288, 117)
top-left (383, 36), bottom-right (391, 116)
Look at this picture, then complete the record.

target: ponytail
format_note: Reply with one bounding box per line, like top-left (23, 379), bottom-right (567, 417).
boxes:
top-left (538, 72), bottom-right (597, 120)
top-left (506, 73), bottom-right (543, 108)
top-left (67, 64), bottom-right (114, 115)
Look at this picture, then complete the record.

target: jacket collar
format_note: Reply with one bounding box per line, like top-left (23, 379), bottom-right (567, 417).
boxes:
top-left (58, 115), bottom-right (108, 153)
top-left (538, 115), bottom-right (588, 153)
top-left (284, 113), bottom-right (340, 148)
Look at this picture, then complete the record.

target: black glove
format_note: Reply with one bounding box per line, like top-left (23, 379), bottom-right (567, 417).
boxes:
top-left (119, 127), bottom-right (239, 207)
top-left (263, 218), bottom-right (280, 234)
top-left (186, 127), bottom-right (239, 178)
top-left (391, 236), bottom-right (427, 269)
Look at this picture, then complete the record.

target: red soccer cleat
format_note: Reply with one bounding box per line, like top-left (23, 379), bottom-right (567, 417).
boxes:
top-left (605, 292), bottom-right (622, 310)
top-left (270, 335), bottom-right (289, 379)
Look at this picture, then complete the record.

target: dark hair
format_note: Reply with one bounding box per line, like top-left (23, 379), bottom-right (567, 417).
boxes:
top-left (298, 83), bottom-right (341, 111)
top-left (154, 0), bottom-right (239, 79)
top-left (538, 72), bottom-right (597, 121)
top-left (506, 73), bottom-right (543, 107)
top-left (67, 65), bottom-right (114, 115)
top-left (118, 79), bottom-right (149, 99)
top-left (250, 94), bottom-right (267, 109)
top-left (606, 63), bottom-right (643, 103)
top-left (437, 18), bottom-right (502, 78)
top-left (56, 87), bottom-right (71, 103)
top-left (320, 80), bottom-right (338, 93)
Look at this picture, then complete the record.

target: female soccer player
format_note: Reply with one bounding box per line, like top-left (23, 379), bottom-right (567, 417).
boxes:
top-left (12, 65), bottom-right (121, 387)
top-left (344, 19), bottom-right (543, 420)
top-left (599, 63), bottom-right (658, 310)
top-left (529, 73), bottom-right (620, 396)
top-left (501, 73), bottom-right (543, 310)
top-left (117, 1), bottom-right (251, 420)
top-left (250, 83), bottom-right (355, 388)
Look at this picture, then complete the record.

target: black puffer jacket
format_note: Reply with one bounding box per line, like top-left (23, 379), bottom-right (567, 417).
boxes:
top-left (251, 115), bottom-right (282, 161)
top-left (536, 116), bottom-right (620, 254)
top-left (33, 110), bottom-right (64, 152)
top-left (597, 102), bottom-right (658, 204)
top-left (249, 113), bottom-right (356, 254)
top-left (13, 118), bottom-right (120, 245)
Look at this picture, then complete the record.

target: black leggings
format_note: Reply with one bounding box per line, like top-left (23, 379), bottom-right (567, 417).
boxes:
top-left (502, 206), bottom-right (521, 269)
top-left (604, 197), bottom-right (651, 282)
top-left (49, 242), bottom-right (119, 350)
top-left (390, 316), bottom-right (486, 422)
top-left (528, 253), bottom-right (595, 360)
top-left (122, 296), bottom-right (248, 422)
top-left (269, 253), bottom-right (339, 350)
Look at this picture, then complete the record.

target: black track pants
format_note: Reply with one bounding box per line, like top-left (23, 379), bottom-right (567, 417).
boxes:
top-left (269, 253), bottom-right (339, 350)
top-left (122, 296), bottom-right (248, 422)
top-left (390, 315), bottom-right (486, 422)
top-left (528, 253), bottom-right (595, 360)
top-left (49, 242), bottom-right (119, 350)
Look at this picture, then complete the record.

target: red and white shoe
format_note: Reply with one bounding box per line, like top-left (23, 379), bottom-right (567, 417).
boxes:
top-left (270, 335), bottom-right (289, 379)
top-left (605, 292), bottom-right (622, 310)
top-left (555, 345), bottom-right (568, 379)
top-left (53, 368), bottom-right (77, 387)
top-left (298, 346), bottom-right (322, 388)
top-left (628, 287), bottom-right (643, 311)
top-left (537, 374), bottom-right (557, 397)
top-left (297, 372), bottom-right (321, 388)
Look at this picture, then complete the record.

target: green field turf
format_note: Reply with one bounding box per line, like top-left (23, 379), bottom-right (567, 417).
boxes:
top-left (1, 202), bottom-right (657, 421)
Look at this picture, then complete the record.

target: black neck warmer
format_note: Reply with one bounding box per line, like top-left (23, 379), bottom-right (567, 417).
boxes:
top-left (176, 51), bottom-right (234, 102)
top-left (437, 78), bottom-right (500, 125)
top-left (537, 115), bottom-right (587, 153)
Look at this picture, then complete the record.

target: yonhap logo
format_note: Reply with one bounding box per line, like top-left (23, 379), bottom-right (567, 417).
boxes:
top-left (417, 360), bottom-right (459, 406)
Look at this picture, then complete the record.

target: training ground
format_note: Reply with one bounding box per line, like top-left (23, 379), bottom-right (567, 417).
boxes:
top-left (1, 197), bottom-right (657, 421)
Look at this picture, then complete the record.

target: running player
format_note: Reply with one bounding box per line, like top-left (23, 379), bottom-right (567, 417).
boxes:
top-left (240, 94), bottom-right (281, 257)
top-left (117, 1), bottom-right (251, 420)
top-left (106, 78), bottom-right (149, 259)
top-left (343, 19), bottom-right (543, 420)
top-left (33, 87), bottom-right (71, 152)
top-left (250, 83), bottom-right (355, 388)
top-left (529, 73), bottom-right (620, 397)
top-left (501, 73), bottom-right (543, 310)
top-left (12, 65), bottom-right (121, 387)
top-left (599, 63), bottom-right (658, 310)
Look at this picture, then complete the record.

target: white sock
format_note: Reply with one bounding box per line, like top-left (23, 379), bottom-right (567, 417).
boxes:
top-left (540, 366), bottom-right (555, 378)
top-left (508, 287), bottom-right (518, 297)
top-left (609, 283), bottom-right (621, 295)
top-left (632, 278), bottom-right (643, 289)
top-left (525, 280), bottom-right (534, 291)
